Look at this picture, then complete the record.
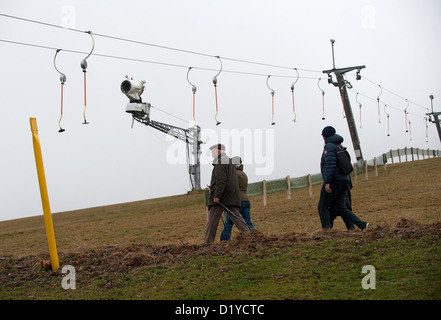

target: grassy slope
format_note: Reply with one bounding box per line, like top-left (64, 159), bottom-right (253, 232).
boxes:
top-left (0, 158), bottom-right (440, 300)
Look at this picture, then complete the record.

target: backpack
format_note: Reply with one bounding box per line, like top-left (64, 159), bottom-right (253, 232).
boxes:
top-left (335, 145), bottom-right (353, 175)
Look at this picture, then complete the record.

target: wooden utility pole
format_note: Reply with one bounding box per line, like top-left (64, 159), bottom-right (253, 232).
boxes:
top-left (322, 39), bottom-right (365, 164)
top-left (426, 95), bottom-right (441, 143)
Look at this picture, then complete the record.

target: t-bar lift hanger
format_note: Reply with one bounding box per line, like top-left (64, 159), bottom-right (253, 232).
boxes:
top-left (290, 68), bottom-right (299, 122)
top-left (266, 75), bottom-right (276, 125)
top-left (53, 49), bottom-right (67, 133)
top-left (187, 67), bottom-right (197, 126)
top-left (80, 31), bottom-right (94, 125)
top-left (212, 56), bottom-right (222, 125)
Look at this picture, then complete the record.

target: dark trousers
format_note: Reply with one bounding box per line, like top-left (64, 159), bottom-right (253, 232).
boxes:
top-left (318, 180), bottom-right (367, 230)
top-left (204, 205), bottom-right (248, 244)
top-left (329, 189), bottom-right (355, 230)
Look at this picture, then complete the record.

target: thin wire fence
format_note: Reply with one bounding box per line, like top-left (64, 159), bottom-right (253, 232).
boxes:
top-left (205, 147), bottom-right (440, 207)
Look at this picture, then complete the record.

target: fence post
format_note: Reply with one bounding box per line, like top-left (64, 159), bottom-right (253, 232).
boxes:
top-left (308, 174), bottom-right (313, 198)
top-left (398, 149), bottom-right (401, 163)
top-left (427, 148), bottom-right (430, 159)
top-left (417, 148), bottom-right (420, 160)
top-left (286, 175), bottom-right (291, 200)
top-left (353, 163), bottom-right (358, 183)
top-left (405, 147), bottom-right (408, 162)
top-left (390, 149), bottom-right (394, 164)
top-left (411, 147), bottom-right (414, 161)
top-left (383, 153), bottom-right (387, 171)
top-left (205, 188), bottom-right (209, 218)
top-left (374, 157), bottom-right (378, 176)
top-left (262, 180), bottom-right (267, 207)
top-left (364, 160), bottom-right (368, 180)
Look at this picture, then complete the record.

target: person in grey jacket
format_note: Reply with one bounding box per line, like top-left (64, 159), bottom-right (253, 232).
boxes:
top-left (318, 126), bottom-right (369, 230)
top-left (204, 144), bottom-right (249, 244)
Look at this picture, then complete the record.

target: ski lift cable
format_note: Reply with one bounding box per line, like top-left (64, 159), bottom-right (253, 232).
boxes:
top-left (0, 37), bottom-right (431, 124)
top-left (349, 88), bottom-right (423, 118)
top-left (0, 38), bottom-right (322, 81)
top-left (362, 75), bottom-right (429, 111)
top-left (0, 13), bottom-right (323, 74)
top-left (1, 12), bottom-right (432, 117)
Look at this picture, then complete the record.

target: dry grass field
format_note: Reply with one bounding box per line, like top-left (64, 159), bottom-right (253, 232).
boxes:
top-left (1, 157), bottom-right (440, 257)
top-left (0, 157), bottom-right (440, 301)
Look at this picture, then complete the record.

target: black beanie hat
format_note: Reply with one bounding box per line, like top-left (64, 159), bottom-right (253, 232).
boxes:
top-left (322, 126), bottom-right (336, 138)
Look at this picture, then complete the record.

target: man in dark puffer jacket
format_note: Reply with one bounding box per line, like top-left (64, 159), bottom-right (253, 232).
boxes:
top-left (318, 126), bottom-right (369, 230)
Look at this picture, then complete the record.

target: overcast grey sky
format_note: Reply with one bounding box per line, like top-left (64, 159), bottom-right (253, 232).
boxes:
top-left (0, 0), bottom-right (440, 222)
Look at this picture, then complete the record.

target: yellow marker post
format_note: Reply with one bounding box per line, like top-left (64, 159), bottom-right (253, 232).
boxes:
top-left (30, 117), bottom-right (59, 271)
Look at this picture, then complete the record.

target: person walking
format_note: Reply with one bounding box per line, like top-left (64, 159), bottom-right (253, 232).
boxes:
top-left (318, 126), bottom-right (369, 230)
top-left (329, 178), bottom-right (355, 230)
top-left (204, 144), bottom-right (249, 244)
top-left (220, 156), bottom-right (256, 241)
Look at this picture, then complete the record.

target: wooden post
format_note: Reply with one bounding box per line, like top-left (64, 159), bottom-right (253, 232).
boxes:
top-left (286, 175), bottom-right (291, 200)
top-left (390, 149), bottom-right (394, 164)
top-left (205, 188), bottom-right (210, 219)
top-left (374, 157), bottom-right (378, 176)
top-left (353, 163), bottom-right (358, 183)
top-left (364, 160), bottom-right (368, 180)
top-left (262, 180), bottom-right (267, 207)
top-left (398, 149), bottom-right (401, 163)
top-left (383, 153), bottom-right (387, 171)
top-left (411, 147), bottom-right (414, 161)
top-left (427, 148), bottom-right (430, 159)
top-left (405, 147), bottom-right (408, 162)
top-left (417, 148), bottom-right (420, 160)
top-left (308, 174), bottom-right (313, 198)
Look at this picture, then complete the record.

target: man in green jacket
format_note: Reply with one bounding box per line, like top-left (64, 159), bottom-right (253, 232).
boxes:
top-left (204, 144), bottom-right (249, 244)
